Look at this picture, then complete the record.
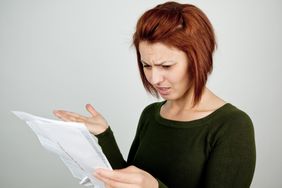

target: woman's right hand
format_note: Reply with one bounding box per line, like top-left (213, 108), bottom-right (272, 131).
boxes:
top-left (53, 104), bottom-right (109, 135)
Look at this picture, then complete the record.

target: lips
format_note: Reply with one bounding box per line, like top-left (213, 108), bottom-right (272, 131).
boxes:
top-left (156, 87), bottom-right (171, 95)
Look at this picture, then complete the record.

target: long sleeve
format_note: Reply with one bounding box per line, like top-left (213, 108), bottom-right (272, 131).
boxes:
top-left (95, 105), bottom-right (149, 169)
top-left (95, 104), bottom-right (170, 188)
top-left (95, 127), bottom-right (126, 169)
top-left (95, 107), bottom-right (147, 169)
top-left (203, 111), bottom-right (256, 188)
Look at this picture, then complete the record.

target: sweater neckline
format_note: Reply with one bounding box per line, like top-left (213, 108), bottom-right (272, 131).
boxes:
top-left (155, 101), bottom-right (233, 128)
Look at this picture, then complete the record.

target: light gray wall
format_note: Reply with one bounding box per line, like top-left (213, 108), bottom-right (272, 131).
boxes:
top-left (1, 0), bottom-right (281, 187)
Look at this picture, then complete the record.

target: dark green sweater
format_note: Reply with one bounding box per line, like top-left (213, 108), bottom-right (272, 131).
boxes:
top-left (96, 101), bottom-right (256, 188)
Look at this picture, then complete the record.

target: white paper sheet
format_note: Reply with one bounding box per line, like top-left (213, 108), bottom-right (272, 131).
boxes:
top-left (12, 111), bottom-right (112, 188)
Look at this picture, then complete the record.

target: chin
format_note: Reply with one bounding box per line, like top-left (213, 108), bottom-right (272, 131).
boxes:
top-left (160, 91), bottom-right (186, 101)
top-left (160, 93), bottom-right (176, 100)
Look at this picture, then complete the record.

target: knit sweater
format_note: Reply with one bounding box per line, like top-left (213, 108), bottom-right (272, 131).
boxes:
top-left (96, 101), bottom-right (256, 188)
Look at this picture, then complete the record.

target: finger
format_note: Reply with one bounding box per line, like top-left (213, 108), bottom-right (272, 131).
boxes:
top-left (124, 165), bottom-right (139, 173)
top-left (58, 110), bottom-right (87, 119)
top-left (95, 172), bottom-right (134, 188)
top-left (53, 111), bottom-right (72, 122)
top-left (94, 169), bottom-right (138, 184)
top-left (86, 104), bottom-right (99, 117)
top-left (53, 110), bottom-right (87, 122)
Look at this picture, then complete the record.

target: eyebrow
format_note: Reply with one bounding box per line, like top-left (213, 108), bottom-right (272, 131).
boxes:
top-left (140, 60), bottom-right (176, 65)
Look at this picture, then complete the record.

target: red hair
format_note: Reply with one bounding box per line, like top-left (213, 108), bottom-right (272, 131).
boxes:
top-left (133, 2), bottom-right (216, 105)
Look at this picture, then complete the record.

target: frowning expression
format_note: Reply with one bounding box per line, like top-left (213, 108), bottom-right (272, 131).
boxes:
top-left (139, 41), bottom-right (191, 100)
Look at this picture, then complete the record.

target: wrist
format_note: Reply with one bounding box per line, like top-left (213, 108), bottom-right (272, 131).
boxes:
top-left (90, 125), bottom-right (109, 135)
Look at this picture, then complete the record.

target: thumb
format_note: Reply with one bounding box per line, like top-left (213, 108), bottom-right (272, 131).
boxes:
top-left (120, 165), bottom-right (139, 173)
top-left (85, 104), bottom-right (99, 117)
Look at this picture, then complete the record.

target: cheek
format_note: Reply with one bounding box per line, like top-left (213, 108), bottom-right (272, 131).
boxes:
top-left (143, 70), bottom-right (154, 84)
top-left (168, 69), bottom-right (189, 85)
top-left (143, 70), bottom-right (150, 80)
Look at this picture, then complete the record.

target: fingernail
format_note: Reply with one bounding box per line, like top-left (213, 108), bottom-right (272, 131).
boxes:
top-left (93, 170), bottom-right (101, 176)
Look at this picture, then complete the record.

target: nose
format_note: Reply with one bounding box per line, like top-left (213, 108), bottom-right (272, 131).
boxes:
top-left (150, 68), bottom-right (164, 85)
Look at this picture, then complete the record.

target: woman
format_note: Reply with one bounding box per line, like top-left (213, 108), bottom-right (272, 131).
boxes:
top-left (54, 2), bottom-right (256, 188)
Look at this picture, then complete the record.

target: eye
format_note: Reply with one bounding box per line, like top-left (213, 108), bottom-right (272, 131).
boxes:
top-left (143, 64), bottom-right (151, 69)
top-left (162, 65), bottom-right (171, 69)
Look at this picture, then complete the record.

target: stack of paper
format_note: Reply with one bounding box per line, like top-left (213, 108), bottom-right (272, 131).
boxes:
top-left (12, 111), bottom-right (112, 188)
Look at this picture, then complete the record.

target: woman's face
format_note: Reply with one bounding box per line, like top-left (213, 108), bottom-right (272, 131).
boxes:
top-left (139, 41), bottom-right (191, 100)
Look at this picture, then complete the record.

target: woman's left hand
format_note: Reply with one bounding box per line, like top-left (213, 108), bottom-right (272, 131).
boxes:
top-left (94, 165), bottom-right (158, 188)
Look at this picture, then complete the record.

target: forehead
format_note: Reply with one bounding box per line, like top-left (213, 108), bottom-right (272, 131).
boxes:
top-left (139, 41), bottom-right (186, 62)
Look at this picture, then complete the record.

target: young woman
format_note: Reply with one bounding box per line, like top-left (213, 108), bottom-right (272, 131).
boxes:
top-left (54, 2), bottom-right (256, 188)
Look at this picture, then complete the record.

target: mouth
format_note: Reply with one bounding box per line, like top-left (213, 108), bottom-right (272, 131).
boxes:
top-left (156, 87), bottom-right (171, 95)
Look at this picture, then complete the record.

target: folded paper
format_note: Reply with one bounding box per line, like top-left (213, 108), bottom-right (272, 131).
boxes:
top-left (12, 111), bottom-right (112, 187)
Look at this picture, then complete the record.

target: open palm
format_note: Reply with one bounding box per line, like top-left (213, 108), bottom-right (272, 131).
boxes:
top-left (53, 104), bottom-right (109, 135)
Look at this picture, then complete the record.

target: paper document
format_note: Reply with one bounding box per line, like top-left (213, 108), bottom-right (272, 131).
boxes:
top-left (12, 111), bottom-right (112, 188)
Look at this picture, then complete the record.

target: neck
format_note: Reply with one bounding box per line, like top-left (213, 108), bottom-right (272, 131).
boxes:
top-left (165, 87), bottom-right (210, 111)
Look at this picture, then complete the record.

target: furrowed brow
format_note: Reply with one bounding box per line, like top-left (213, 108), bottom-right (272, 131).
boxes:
top-left (141, 60), bottom-right (176, 65)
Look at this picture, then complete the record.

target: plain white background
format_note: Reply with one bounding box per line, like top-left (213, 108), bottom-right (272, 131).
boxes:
top-left (1, 0), bottom-right (281, 187)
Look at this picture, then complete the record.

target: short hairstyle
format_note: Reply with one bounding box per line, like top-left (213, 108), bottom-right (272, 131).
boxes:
top-left (133, 1), bottom-right (216, 105)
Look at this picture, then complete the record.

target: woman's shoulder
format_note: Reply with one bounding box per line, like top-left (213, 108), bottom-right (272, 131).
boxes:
top-left (141, 101), bottom-right (164, 114)
top-left (218, 103), bottom-right (252, 122)
top-left (212, 103), bottom-right (254, 133)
